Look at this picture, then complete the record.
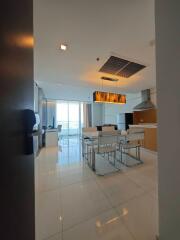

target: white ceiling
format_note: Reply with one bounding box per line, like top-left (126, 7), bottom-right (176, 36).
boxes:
top-left (34, 0), bottom-right (155, 93)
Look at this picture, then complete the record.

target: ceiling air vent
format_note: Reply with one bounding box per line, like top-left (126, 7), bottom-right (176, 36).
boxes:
top-left (99, 56), bottom-right (146, 78)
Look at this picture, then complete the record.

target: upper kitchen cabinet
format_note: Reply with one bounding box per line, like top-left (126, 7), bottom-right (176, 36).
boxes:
top-left (133, 109), bottom-right (157, 124)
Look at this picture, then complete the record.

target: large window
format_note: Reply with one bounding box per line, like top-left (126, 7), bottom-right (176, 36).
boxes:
top-left (56, 101), bottom-right (84, 136)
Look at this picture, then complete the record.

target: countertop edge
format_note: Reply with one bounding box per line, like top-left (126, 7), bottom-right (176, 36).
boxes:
top-left (129, 124), bottom-right (157, 129)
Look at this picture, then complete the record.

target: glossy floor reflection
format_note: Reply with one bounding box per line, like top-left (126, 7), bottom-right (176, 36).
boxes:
top-left (35, 136), bottom-right (158, 240)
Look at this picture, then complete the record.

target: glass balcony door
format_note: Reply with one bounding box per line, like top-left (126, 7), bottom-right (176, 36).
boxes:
top-left (56, 101), bottom-right (83, 136)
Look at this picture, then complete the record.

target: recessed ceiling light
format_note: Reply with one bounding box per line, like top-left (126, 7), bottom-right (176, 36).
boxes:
top-left (60, 43), bottom-right (67, 51)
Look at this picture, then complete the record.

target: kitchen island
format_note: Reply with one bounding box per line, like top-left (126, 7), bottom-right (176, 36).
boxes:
top-left (129, 124), bottom-right (157, 151)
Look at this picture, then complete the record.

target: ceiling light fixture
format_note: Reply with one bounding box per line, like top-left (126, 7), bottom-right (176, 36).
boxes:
top-left (101, 76), bottom-right (119, 82)
top-left (60, 43), bottom-right (67, 51)
top-left (93, 91), bottom-right (126, 104)
top-left (93, 71), bottom-right (125, 104)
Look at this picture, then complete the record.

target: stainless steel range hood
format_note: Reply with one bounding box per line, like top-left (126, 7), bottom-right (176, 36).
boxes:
top-left (133, 89), bottom-right (155, 111)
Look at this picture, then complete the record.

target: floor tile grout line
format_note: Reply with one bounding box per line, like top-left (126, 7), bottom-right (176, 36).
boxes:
top-left (94, 176), bottom-right (118, 208)
top-left (61, 192), bottom-right (137, 240)
top-left (37, 170), bottom-right (117, 234)
top-left (38, 197), bottom-right (138, 240)
top-left (60, 172), bottom-right (112, 233)
top-left (61, 206), bottom-right (113, 233)
top-left (59, 176), bottom-right (97, 189)
top-left (124, 171), bottom-right (156, 193)
top-left (120, 220), bottom-right (137, 240)
top-left (58, 188), bottom-right (64, 240)
top-left (36, 170), bottom-right (97, 194)
top-left (62, 205), bottom-right (137, 240)
top-left (94, 172), bottom-right (148, 207)
top-left (38, 181), bottom-right (154, 239)
top-left (111, 190), bottom-right (158, 240)
top-left (36, 137), bottom-right (157, 240)
top-left (42, 231), bottom-right (61, 240)
top-left (37, 177), bottom-right (95, 194)
top-left (109, 198), bottom-right (139, 240)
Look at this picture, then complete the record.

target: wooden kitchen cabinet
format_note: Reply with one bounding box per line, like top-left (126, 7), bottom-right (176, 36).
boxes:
top-left (144, 128), bottom-right (157, 151)
top-left (133, 109), bottom-right (157, 124)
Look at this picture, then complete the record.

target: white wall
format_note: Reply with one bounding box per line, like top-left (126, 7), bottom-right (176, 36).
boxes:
top-left (39, 81), bottom-right (157, 127)
top-left (34, 82), bottom-right (39, 112)
top-left (103, 89), bottom-right (157, 124)
top-left (92, 103), bottom-right (103, 127)
top-left (92, 92), bottom-right (146, 126)
top-left (103, 93), bottom-right (142, 124)
top-left (38, 81), bottom-right (155, 105)
top-left (156, 1), bottom-right (180, 239)
top-left (37, 81), bottom-right (94, 102)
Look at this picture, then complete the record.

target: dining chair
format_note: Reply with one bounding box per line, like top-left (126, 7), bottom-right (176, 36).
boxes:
top-left (82, 127), bottom-right (97, 132)
top-left (127, 127), bottom-right (144, 146)
top-left (102, 126), bottom-right (115, 132)
top-left (82, 127), bottom-right (97, 161)
top-left (93, 131), bottom-right (119, 166)
top-left (119, 132), bottom-right (144, 167)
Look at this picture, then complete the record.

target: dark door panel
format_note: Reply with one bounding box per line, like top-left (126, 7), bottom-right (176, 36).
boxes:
top-left (0, 0), bottom-right (34, 239)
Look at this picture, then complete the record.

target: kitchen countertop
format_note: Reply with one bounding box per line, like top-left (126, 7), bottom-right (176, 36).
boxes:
top-left (129, 124), bottom-right (157, 129)
top-left (45, 128), bottom-right (58, 132)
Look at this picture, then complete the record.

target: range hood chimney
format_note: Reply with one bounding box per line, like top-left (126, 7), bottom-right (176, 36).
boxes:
top-left (133, 89), bottom-right (155, 111)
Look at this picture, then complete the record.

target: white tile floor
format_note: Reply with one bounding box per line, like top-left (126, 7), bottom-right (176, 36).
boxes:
top-left (35, 136), bottom-right (158, 240)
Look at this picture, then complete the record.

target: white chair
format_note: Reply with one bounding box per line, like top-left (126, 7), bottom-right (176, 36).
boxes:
top-left (127, 127), bottom-right (144, 134)
top-left (82, 127), bottom-right (97, 160)
top-left (102, 126), bottom-right (115, 132)
top-left (127, 128), bottom-right (144, 146)
top-left (82, 127), bottom-right (97, 132)
top-left (57, 124), bottom-right (62, 131)
top-left (119, 132), bottom-right (144, 167)
top-left (121, 129), bottom-right (127, 135)
top-left (93, 131), bottom-right (119, 167)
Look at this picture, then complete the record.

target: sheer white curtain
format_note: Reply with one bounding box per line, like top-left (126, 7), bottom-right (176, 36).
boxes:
top-left (83, 103), bottom-right (92, 128)
top-left (47, 100), bottom-right (57, 128)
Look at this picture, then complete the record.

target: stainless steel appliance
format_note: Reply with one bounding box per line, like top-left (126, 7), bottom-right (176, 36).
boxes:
top-left (117, 113), bottom-right (133, 130)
